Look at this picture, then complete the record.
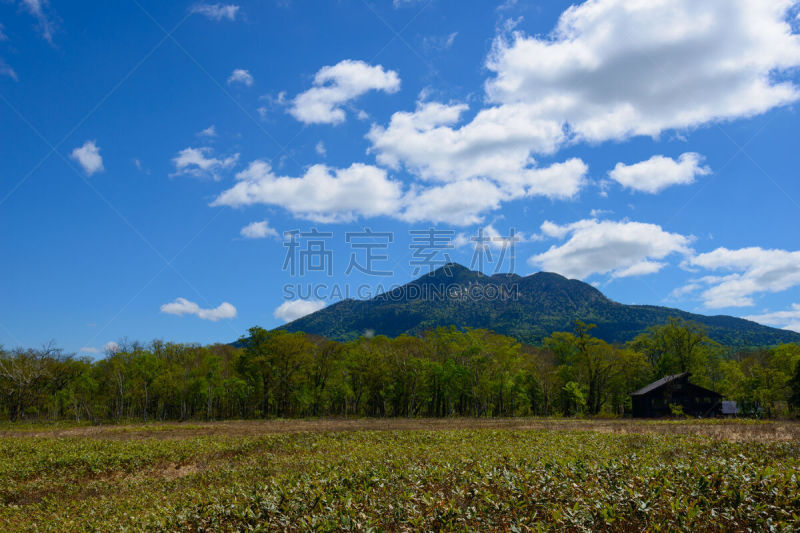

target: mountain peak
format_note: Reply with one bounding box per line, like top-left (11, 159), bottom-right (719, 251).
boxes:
top-left (411, 263), bottom-right (485, 286)
top-left (424, 262), bottom-right (475, 277)
top-left (282, 264), bottom-right (800, 346)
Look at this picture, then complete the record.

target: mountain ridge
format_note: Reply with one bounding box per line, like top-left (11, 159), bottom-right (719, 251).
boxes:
top-left (281, 263), bottom-right (800, 346)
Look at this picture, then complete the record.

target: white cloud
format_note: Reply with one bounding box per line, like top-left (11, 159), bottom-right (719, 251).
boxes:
top-left (400, 179), bottom-right (508, 226)
top-left (454, 224), bottom-right (524, 251)
top-left (539, 220), bottom-right (572, 240)
top-left (19, 0), bottom-right (55, 43)
top-left (202, 2), bottom-right (800, 229)
top-left (79, 346), bottom-right (99, 354)
top-left (212, 160), bottom-right (404, 223)
top-left (400, 158), bottom-right (586, 226)
top-left (609, 153), bottom-right (711, 194)
top-left (227, 68), bottom-right (254, 87)
top-left (485, 0), bottom-right (800, 144)
top-left (213, 155), bottom-right (585, 226)
top-left (668, 282), bottom-right (702, 300)
top-left (190, 3), bottom-right (240, 21)
top-left (530, 219), bottom-right (693, 279)
top-left (366, 1), bottom-right (800, 208)
top-left (289, 60), bottom-right (400, 125)
top-left (198, 125), bottom-right (217, 137)
top-left (315, 141), bottom-right (326, 157)
top-left (368, 101), bottom-right (568, 190)
top-left (682, 247), bottom-right (800, 308)
top-left (0, 58), bottom-right (17, 81)
top-left (70, 140), bottom-right (104, 176)
top-left (367, 101), bottom-right (590, 212)
top-left (171, 147), bottom-right (238, 180)
top-left (610, 260), bottom-right (666, 279)
top-left (274, 299), bottom-right (326, 322)
top-left (745, 304), bottom-right (800, 333)
top-left (103, 341), bottom-right (119, 354)
top-left (423, 32), bottom-right (458, 51)
top-left (240, 220), bottom-right (279, 239)
top-left (160, 297), bottom-right (237, 321)
top-left (481, 224), bottom-right (524, 250)
top-left (590, 208), bottom-right (613, 218)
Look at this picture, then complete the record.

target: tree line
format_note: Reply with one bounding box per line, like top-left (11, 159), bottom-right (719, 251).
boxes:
top-left (1, 318), bottom-right (799, 422)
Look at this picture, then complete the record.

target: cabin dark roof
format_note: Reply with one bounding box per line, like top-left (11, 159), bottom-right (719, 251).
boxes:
top-left (630, 372), bottom-right (690, 396)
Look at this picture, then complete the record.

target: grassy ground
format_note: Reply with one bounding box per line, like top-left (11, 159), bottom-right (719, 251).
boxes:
top-left (0, 418), bottom-right (798, 531)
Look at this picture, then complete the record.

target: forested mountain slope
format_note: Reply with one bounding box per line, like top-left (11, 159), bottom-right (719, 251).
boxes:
top-left (282, 264), bottom-right (800, 346)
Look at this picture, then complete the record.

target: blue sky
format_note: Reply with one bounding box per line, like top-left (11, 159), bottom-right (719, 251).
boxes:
top-left (2, 0), bottom-right (800, 355)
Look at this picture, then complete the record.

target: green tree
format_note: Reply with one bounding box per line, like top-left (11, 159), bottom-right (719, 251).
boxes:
top-left (0, 345), bottom-right (58, 421)
top-left (790, 361), bottom-right (800, 411)
top-left (561, 381), bottom-right (586, 416)
top-left (545, 322), bottom-right (623, 415)
top-left (629, 318), bottom-right (718, 377)
top-left (237, 327), bottom-right (277, 417)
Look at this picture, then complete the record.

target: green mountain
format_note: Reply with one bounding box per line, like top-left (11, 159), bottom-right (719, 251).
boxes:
top-left (281, 263), bottom-right (800, 346)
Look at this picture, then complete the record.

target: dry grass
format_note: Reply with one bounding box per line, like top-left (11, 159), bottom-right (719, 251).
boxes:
top-left (1, 418), bottom-right (798, 530)
top-left (1, 417), bottom-right (798, 442)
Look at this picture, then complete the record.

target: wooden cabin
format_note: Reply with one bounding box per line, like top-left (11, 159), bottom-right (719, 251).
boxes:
top-left (630, 372), bottom-right (722, 418)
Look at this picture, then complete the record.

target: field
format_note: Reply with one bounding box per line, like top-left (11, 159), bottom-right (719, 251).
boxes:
top-left (0, 419), bottom-right (798, 531)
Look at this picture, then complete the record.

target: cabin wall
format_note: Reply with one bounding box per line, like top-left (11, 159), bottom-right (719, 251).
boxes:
top-left (631, 377), bottom-right (721, 418)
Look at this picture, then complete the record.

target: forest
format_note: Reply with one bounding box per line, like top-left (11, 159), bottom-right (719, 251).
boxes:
top-left (1, 318), bottom-right (799, 422)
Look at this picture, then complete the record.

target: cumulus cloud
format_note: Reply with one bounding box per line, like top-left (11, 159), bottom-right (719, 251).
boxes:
top-left (212, 160), bottom-right (404, 223)
top-left (399, 179), bottom-right (508, 226)
top-left (70, 141), bottom-right (104, 176)
top-left (160, 297), bottom-right (237, 321)
top-left (400, 158), bottom-right (586, 225)
top-left (367, 0), bottom-right (800, 201)
top-left (745, 304), bottom-right (800, 333)
top-left (315, 141), bottom-right (326, 157)
top-left (289, 60), bottom-right (400, 125)
top-left (529, 219), bottom-right (693, 279)
top-left (204, 3), bottom-right (800, 228)
top-left (368, 101), bottom-right (589, 218)
top-left (681, 247), bottom-right (800, 308)
top-left (190, 3), bottom-right (239, 21)
top-left (368, 101), bottom-right (569, 189)
top-left (609, 153), bottom-right (711, 194)
top-left (485, 0), bottom-right (800, 144)
top-left (171, 147), bottom-right (238, 180)
top-left (227, 68), bottom-right (253, 86)
top-left (240, 220), bottom-right (279, 239)
top-left (212, 155), bottom-right (586, 226)
top-left (274, 299), bottom-right (326, 322)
